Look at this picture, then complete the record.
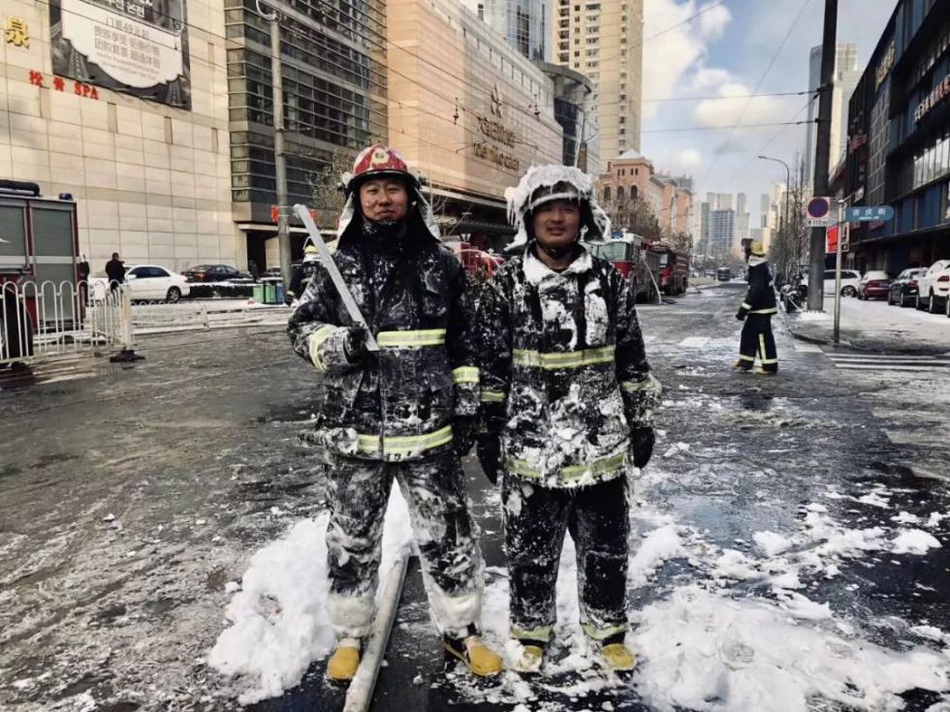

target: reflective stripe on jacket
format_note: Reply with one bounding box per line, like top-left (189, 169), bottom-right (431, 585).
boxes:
top-left (737, 258), bottom-right (777, 318)
top-left (287, 231), bottom-right (478, 461)
top-left (477, 248), bottom-right (661, 488)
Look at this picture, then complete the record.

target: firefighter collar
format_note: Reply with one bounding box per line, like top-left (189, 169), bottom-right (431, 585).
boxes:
top-left (748, 256), bottom-right (767, 267)
top-left (523, 245), bottom-right (593, 285)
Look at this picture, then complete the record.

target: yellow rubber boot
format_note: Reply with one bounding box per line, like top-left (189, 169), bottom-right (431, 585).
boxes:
top-left (326, 638), bottom-right (361, 683)
top-left (509, 643), bottom-right (544, 674)
top-left (444, 635), bottom-right (504, 677)
top-left (599, 642), bottom-right (637, 672)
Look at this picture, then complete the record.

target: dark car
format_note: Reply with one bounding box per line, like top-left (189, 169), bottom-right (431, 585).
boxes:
top-left (887, 267), bottom-right (927, 307)
top-left (182, 264), bottom-right (255, 283)
top-left (857, 270), bottom-right (892, 300)
top-left (716, 267), bottom-right (732, 282)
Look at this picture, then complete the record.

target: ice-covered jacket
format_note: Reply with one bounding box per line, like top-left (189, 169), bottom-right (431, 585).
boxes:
top-left (737, 258), bottom-right (777, 318)
top-left (287, 230), bottom-right (478, 462)
top-left (476, 247), bottom-right (661, 488)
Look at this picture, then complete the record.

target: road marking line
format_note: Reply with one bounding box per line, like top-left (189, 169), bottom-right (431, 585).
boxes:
top-left (835, 364), bottom-right (949, 371)
top-left (792, 342), bottom-right (823, 353)
top-left (826, 353), bottom-right (940, 361)
top-left (678, 337), bottom-right (710, 348)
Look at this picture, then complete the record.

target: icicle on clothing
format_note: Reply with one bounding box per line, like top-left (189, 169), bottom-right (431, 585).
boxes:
top-left (326, 451), bottom-right (483, 639)
top-left (504, 476), bottom-right (630, 643)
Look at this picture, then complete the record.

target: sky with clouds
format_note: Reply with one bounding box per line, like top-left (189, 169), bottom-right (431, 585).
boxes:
top-left (638, 0), bottom-right (897, 224)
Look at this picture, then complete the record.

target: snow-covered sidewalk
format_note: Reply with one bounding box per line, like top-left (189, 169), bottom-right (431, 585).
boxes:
top-left (784, 294), bottom-right (950, 353)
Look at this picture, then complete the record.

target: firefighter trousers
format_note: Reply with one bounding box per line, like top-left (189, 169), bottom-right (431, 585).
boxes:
top-left (503, 474), bottom-right (630, 645)
top-left (326, 449), bottom-right (484, 640)
top-left (738, 314), bottom-right (778, 372)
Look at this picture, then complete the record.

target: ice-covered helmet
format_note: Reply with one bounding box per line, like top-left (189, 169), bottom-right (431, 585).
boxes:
top-left (748, 240), bottom-right (766, 257)
top-left (303, 244), bottom-right (319, 263)
top-left (506, 165), bottom-right (610, 248)
top-left (342, 144), bottom-right (421, 196)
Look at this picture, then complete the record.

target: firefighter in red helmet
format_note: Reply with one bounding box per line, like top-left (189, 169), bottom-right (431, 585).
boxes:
top-left (288, 144), bottom-right (503, 682)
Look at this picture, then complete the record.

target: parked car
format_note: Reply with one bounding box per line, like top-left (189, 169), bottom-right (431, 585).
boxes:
top-left (887, 268), bottom-right (927, 307)
top-left (716, 267), bottom-right (732, 281)
top-left (857, 270), bottom-right (892, 300)
top-left (914, 259), bottom-right (950, 313)
top-left (125, 265), bottom-right (191, 303)
top-left (182, 264), bottom-right (255, 283)
top-left (822, 269), bottom-right (861, 297)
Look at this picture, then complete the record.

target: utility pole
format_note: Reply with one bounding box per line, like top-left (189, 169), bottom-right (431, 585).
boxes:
top-left (808, 0), bottom-right (838, 311)
top-left (259, 0), bottom-right (292, 292)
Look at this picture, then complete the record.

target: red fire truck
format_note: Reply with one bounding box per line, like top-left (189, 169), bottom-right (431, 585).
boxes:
top-left (648, 241), bottom-right (690, 296)
top-left (585, 232), bottom-right (660, 303)
top-left (451, 241), bottom-right (505, 279)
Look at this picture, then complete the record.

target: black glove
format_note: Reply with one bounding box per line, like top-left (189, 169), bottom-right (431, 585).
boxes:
top-left (629, 427), bottom-right (655, 469)
top-left (343, 325), bottom-right (368, 365)
top-left (736, 311), bottom-right (746, 321)
top-left (476, 436), bottom-right (502, 485)
top-left (453, 416), bottom-right (476, 457)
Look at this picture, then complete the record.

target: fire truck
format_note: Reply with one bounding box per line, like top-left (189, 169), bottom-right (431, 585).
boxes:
top-left (451, 241), bottom-right (505, 279)
top-left (648, 240), bottom-right (690, 296)
top-left (585, 232), bottom-right (660, 303)
top-left (0, 180), bottom-right (80, 362)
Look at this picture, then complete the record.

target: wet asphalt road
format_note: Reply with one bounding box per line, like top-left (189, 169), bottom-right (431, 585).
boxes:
top-left (1, 284), bottom-right (948, 711)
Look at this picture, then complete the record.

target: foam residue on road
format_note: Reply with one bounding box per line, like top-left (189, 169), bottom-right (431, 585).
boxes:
top-left (207, 486), bottom-right (413, 704)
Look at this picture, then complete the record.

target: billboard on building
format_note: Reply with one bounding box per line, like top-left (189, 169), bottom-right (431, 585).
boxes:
top-left (49, 0), bottom-right (191, 109)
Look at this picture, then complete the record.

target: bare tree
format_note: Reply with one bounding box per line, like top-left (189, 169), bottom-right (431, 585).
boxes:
top-left (605, 196), bottom-right (663, 241)
top-left (769, 157), bottom-right (809, 283)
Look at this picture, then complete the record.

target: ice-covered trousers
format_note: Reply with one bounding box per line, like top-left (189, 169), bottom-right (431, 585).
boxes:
top-left (326, 449), bottom-right (484, 640)
top-left (503, 475), bottom-right (630, 644)
top-left (738, 314), bottom-right (778, 372)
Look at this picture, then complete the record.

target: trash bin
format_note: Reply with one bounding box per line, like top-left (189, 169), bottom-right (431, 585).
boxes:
top-left (275, 284), bottom-right (285, 304)
top-left (263, 283), bottom-right (277, 304)
top-left (252, 284), bottom-right (265, 303)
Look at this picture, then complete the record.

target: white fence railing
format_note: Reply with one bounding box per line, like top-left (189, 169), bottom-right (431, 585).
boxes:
top-left (0, 280), bottom-right (131, 367)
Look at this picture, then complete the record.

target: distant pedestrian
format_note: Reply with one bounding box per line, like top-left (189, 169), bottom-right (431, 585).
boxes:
top-left (248, 259), bottom-right (261, 282)
top-left (78, 254), bottom-right (90, 304)
top-left (105, 253), bottom-right (125, 292)
top-left (734, 240), bottom-right (778, 374)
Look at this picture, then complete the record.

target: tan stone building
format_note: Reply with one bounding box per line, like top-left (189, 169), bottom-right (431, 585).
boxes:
top-left (1, 0), bottom-right (237, 274)
top-left (598, 150), bottom-right (694, 237)
top-left (552, 0), bottom-right (644, 164)
top-left (388, 0), bottom-right (564, 247)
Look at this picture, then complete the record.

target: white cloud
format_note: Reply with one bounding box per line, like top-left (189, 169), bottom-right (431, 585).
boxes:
top-left (693, 83), bottom-right (795, 128)
top-left (642, 0), bottom-right (733, 118)
top-left (678, 148), bottom-right (703, 168)
top-left (690, 66), bottom-right (732, 91)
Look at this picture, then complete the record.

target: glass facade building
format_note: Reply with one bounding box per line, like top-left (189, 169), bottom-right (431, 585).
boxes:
top-left (463, 0), bottom-right (549, 62)
top-left (224, 0), bottom-right (388, 250)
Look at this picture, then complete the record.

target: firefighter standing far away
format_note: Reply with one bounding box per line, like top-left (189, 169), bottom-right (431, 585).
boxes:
top-left (733, 240), bottom-right (778, 374)
top-left (475, 165), bottom-right (662, 675)
top-left (287, 145), bottom-right (503, 683)
top-left (285, 244), bottom-right (321, 305)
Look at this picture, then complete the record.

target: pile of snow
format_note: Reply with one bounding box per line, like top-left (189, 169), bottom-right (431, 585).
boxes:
top-left (208, 487), bottom-right (413, 704)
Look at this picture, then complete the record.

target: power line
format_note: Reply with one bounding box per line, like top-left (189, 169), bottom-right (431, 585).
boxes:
top-left (643, 119), bottom-right (816, 134)
top-left (642, 90), bottom-right (811, 104)
top-left (701, 0), bottom-right (814, 186)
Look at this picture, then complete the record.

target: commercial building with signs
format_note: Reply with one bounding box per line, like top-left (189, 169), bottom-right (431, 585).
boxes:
top-left (223, 0), bottom-right (388, 267)
top-left (1, 0), bottom-right (238, 273)
top-left (387, 0), bottom-right (563, 250)
top-left (842, 0), bottom-right (950, 272)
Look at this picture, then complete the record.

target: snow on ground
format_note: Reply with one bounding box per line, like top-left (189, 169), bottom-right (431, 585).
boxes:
top-left (208, 487), bottom-right (413, 704)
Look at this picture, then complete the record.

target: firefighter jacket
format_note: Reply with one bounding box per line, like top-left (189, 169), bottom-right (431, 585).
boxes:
top-left (736, 257), bottom-right (777, 319)
top-left (476, 247), bottom-right (661, 489)
top-left (287, 229), bottom-right (479, 462)
top-left (288, 261), bottom-right (320, 300)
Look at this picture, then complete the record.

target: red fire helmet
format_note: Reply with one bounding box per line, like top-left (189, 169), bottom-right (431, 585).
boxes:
top-left (344, 144), bottom-right (420, 194)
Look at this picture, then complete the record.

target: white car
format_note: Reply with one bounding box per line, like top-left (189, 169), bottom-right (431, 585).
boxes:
top-left (822, 269), bottom-right (861, 297)
top-left (125, 264), bottom-right (191, 303)
top-left (915, 259), bottom-right (950, 314)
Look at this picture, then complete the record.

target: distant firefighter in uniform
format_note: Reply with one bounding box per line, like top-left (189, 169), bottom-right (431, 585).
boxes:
top-left (734, 240), bottom-right (778, 374)
top-left (286, 244), bottom-right (321, 305)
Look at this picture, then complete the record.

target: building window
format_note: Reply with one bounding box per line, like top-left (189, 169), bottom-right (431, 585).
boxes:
top-left (477, 3), bottom-right (483, 19)
top-left (575, 51), bottom-right (580, 57)
top-left (617, 186), bottom-right (625, 202)
top-left (631, 185), bottom-right (638, 201)
top-left (603, 186), bottom-right (611, 202)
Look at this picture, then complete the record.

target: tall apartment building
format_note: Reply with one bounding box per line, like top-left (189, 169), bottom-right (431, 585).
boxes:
top-left (805, 43), bottom-right (860, 186)
top-left (709, 209), bottom-right (735, 254)
top-left (551, 0), bottom-right (644, 162)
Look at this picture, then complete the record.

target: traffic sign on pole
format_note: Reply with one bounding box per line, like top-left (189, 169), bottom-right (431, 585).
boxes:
top-left (845, 205), bottom-right (894, 222)
top-left (806, 197), bottom-right (832, 227)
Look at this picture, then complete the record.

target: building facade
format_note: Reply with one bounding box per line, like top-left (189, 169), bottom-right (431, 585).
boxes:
top-left (551, 0), bottom-right (644, 163)
top-left (805, 43), bottom-right (860, 186)
top-left (224, 0), bottom-right (388, 267)
top-left (1, 0), bottom-right (238, 274)
top-left (708, 209), bottom-right (735, 255)
top-left (388, 0), bottom-right (563, 250)
top-left (843, 0), bottom-right (950, 272)
top-left (461, 0), bottom-right (550, 62)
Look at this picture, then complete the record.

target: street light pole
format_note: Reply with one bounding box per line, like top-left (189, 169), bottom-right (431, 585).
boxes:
top-left (758, 155), bottom-right (791, 272)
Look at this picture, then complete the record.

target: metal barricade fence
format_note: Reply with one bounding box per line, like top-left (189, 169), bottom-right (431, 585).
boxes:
top-left (0, 280), bottom-right (131, 366)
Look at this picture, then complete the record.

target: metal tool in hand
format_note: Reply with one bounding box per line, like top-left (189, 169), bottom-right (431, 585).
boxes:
top-left (293, 204), bottom-right (380, 352)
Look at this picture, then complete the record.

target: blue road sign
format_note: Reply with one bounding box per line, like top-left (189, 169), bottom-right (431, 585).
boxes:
top-left (846, 205), bottom-right (894, 222)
